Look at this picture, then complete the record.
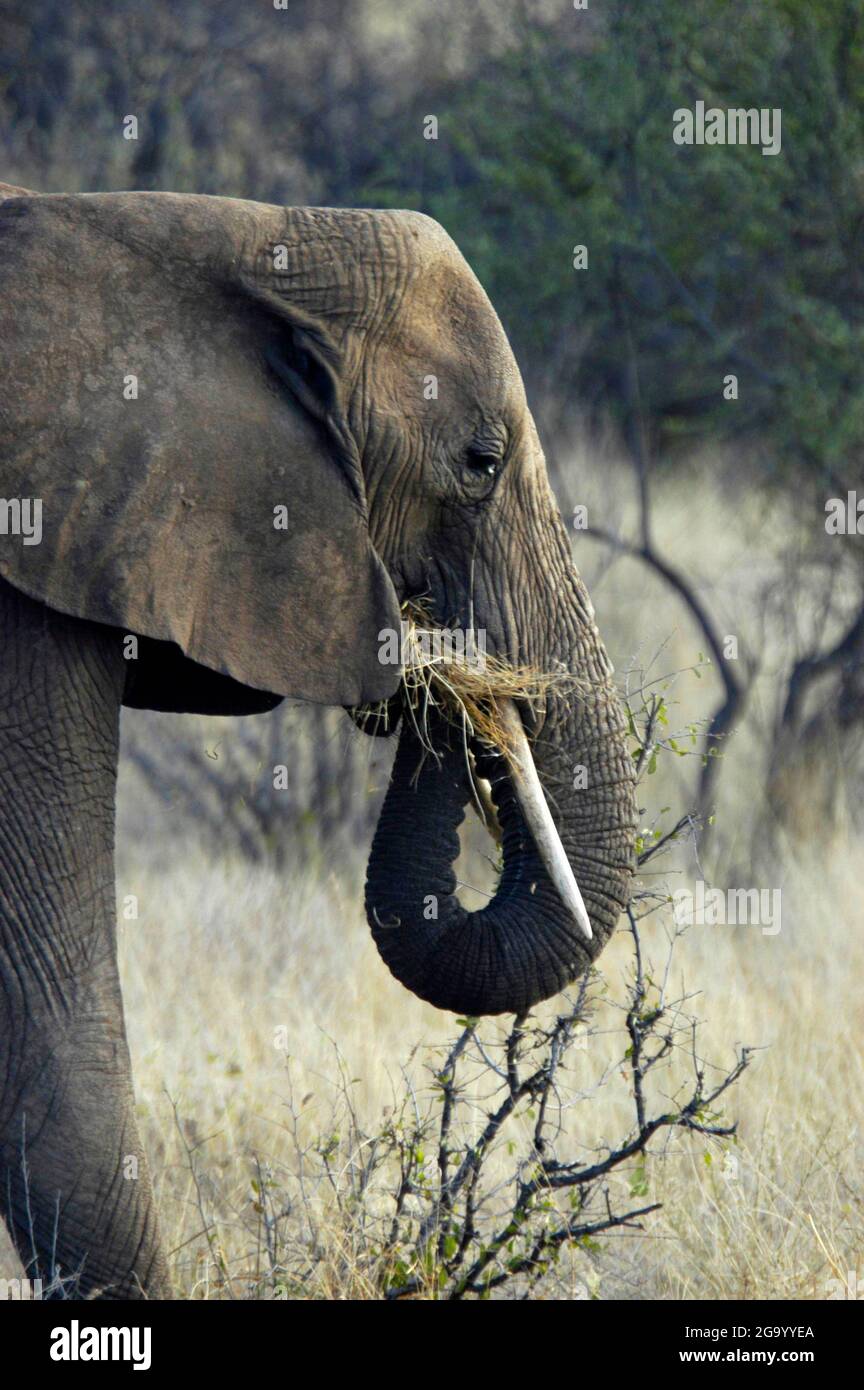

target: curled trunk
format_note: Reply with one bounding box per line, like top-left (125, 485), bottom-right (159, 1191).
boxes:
top-left (365, 681), bottom-right (636, 1016)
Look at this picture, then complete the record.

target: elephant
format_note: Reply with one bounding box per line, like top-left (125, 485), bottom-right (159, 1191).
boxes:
top-left (0, 182), bottom-right (637, 1298)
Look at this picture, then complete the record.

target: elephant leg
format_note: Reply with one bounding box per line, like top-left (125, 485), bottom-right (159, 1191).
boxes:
top-left (0, 579), bottom-right (168, 1298)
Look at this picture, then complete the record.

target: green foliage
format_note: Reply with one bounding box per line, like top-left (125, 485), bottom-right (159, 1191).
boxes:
top-left (363, 0), bottom-right (864, 489)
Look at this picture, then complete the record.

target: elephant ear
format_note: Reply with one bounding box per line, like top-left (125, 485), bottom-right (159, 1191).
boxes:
top-left (0, 191), bottom-right (402, 705)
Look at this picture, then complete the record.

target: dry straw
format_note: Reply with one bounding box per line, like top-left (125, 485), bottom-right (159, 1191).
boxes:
top-left (357, 604), bottom-right (579, 763)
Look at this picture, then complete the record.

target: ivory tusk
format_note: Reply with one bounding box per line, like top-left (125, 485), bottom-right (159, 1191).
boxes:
top-left (497, 699), bottom-right (593, 944)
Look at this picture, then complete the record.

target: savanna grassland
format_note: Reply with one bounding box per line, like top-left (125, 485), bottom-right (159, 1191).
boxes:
top-left (117, 442), bottom-right (864, 1300)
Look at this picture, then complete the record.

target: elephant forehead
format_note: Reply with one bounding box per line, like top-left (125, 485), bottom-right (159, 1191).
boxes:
top-left (375, 281), bottom-right (522, 418)
top-left (408, 255), bottom-right (514, 363)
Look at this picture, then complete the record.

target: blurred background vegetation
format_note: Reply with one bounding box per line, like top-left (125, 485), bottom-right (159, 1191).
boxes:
top-left (3, 0), bottom-right (863, 867)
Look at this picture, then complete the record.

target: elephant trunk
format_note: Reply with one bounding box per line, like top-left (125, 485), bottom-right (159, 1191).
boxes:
top-left (365, 668), bottom-right (637, 1016)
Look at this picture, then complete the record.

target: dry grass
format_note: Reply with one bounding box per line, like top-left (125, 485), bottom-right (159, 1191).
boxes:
top-left (357, 602), bottom-right (570, 757)
top-left (117, 831), bottom-right (863, 1300)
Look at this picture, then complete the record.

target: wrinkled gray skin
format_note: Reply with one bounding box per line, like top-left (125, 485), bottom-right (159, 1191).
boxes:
top-left (0, 184), bottom-right (636, 1298)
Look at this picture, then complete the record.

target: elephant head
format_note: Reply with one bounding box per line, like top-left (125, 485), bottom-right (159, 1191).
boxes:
top-left (354, 216), bottom-right (637, 1014)
top-left (0, 189), bottom-right (637, 1020)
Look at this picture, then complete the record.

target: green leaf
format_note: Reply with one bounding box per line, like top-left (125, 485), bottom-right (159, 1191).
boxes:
top-left (630, 1163), bottom-right (650, 1197)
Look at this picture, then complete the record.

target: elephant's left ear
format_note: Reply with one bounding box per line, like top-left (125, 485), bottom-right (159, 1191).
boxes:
top-left (0, 191), bottom-right (402, 705)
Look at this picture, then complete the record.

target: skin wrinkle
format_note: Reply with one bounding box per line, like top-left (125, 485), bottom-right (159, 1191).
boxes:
top-left (0, 625), bottom-right (118, 995)
top-left (0, 837), bottom-right (72, 1016)
top-left (0, 580), bottom-right (168, 1298)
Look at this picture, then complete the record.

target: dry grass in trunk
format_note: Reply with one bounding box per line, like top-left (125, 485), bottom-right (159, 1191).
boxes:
top-left (356, 604), bottom-right (577, 761)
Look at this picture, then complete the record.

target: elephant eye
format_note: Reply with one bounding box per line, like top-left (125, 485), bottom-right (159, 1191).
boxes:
top-left (459, 447), bottom-right (504, 504)
top-left (464, 448), bottom-right (502, 478)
